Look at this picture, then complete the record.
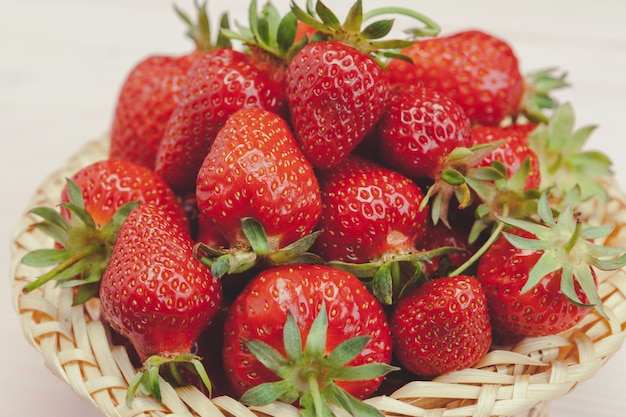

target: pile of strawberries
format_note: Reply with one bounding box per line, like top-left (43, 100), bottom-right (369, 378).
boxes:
top-left (22, 1), bottom-right (626, 416)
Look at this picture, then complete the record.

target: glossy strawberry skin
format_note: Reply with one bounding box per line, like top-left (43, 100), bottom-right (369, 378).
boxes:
top-left (60, 159), bottom-right (189, 232)
top-left (313, 155), bottom-right (428, 263)
top-left (471, 124), bottom-right (541, 190)
top-left (196, 107), bottom-right (322, 249)
top-left (387, 30), bottom-right (524, 126)
top-left (286, 40), bottom-right (389, 169)
top-left (222, 264), bottom-right (393, 399)
top-left (390, 276), bottom-right (492, 377)
top-left (377, 85), bottom-right (472, 180)
top-left (100, 203), bottom-right (222, 361)
top-left (155, 48), bottom-right (287, 194)
top-left (109, 53), bottom-right (199, 170)
top-left (476, 228), bottom-right (595, 337)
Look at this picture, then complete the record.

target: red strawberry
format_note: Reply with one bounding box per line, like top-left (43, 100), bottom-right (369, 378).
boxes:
top-left (377, 84), bottom-right (472, 181)
top-left (476, 195), bottom-right (626, 337)
top-left (155, 48), bottom-right (287, 194)
top-left (60, 159), bottom-right (188, 232)
top-left (222, 264), bottom-right (395, 415)
top-left (477, 227), bottom-right (596, 337)
top-left (386, 30), bottom-right (525, 126)
top-left (313, 155), bottom-right (428, 263)
top-left (195, 107), bottom-right (322, 274)
top-left (109, 3), bottom-right (230, 169)
top-left (21, 159), bottom-right (188, 303)
top-left (109, 54), bottom-right (199, 169)
top-left (375, 84), bottom-right (476, 227)
top-left (100, 202), bottom-right (222, 403)
top-left (390, 275), bottom-right (492, 376)
top-left (312, 155), bottom-right (438, 304)
top-left (285, 39), bottom-right (389, 169)
top-left (470, 123), bottom-right (541, 190)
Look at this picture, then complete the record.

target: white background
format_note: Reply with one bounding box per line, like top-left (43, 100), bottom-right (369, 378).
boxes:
top-left (1, 0), bottom-right (625, 416)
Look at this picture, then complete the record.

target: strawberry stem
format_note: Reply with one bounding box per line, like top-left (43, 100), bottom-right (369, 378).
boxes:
top-left (362, 6), bottom-right (440, 37)
top-left (449, 209), bottom-right (508, 277)
top-left (564, 220), bottom-right (583, 254)
top-left (308, 371), bottom-right (326, 417)
top-left (23, 242), bottom-right (103, 293)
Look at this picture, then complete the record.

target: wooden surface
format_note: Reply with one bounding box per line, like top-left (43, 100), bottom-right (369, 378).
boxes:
top-left (1, 1), bottom-right (625, 416)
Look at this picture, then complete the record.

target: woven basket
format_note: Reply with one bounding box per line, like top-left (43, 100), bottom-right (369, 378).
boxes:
top-left (10, 136), bottom-right (626, 417)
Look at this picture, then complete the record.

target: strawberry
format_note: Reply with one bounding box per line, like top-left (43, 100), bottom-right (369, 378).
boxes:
top-left (313, 155), bottom-right (428, 263)
top-left (286, 0), bottom-right (440, 169)
top-left (377, 84), bottom-right (473, 181)
top-left (387, 30), bottom-right (523, 126)
top-left (390, 275), bottom-right (492, 377)
top-left (387, 30), bottom-right (569, 126)
top-left (60, 159), bottom-right (188, 232)
top-left (195, 107), bottom-right (322, 275)
top-left (109, 3), bottom-right (230, 169)
top-left (375, 84), bottom-right (474, 226)
top-left (476, 195), bottom-right (626, 337)
top-left (100, 202), bottom-right (222, 404)
top-left (311, 154), bottom-right (441, 304)
top-left (154, 47), bottom-right (288, 194)
top-left (222, 264), bottom-right (396, 416)
top-left (285, 39), bottom-right (389, 169)
top-left (21, 159), bottom-right (188, 303)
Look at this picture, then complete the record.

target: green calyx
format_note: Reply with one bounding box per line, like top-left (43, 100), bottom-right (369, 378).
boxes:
top-left (529, 102), bottom-right (613, 201)
top-left (194, 217), bottom-right (323, 278)
top-left (497, 194), bottom-right (626, 317)
top-left (290, 0), bottom-right (440, 59)
top-left (420, 141), bottom-right (506, 229)
top-left (175, 0), bottom-right (231, 52)
top-left (447, 158), bottom-right (542, 277)
top-left (126, 353), bottom-right (211, 407)
top-left (21, 179), bottom-right (138, 305)
top-left (329, 247), bottom-right (466, 305)
top-left (467, 157), bottom-right (542, 244)
top-left (240, 301), bottom-right (397, 417)
top-left (221, 0), bottom-right (306, 64)
top-left (520, 67), bottom-right (569, 123)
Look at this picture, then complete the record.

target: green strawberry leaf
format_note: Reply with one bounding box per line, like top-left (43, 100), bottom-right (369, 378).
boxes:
top-left (21, 248), bottom-right (70, 267)
top-left (241, 380), bottom-right (293, 406)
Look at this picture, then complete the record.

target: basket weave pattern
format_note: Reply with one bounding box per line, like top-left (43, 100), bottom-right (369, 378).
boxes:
top-left (10, 137), bottom-right (626, 417)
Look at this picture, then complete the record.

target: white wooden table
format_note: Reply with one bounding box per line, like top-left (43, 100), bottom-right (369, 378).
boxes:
top-left (1, 1), bottom-right (625, 416)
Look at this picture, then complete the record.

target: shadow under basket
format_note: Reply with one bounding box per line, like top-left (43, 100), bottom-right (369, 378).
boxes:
top-left (10, 137), bottom-right (626, 417)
